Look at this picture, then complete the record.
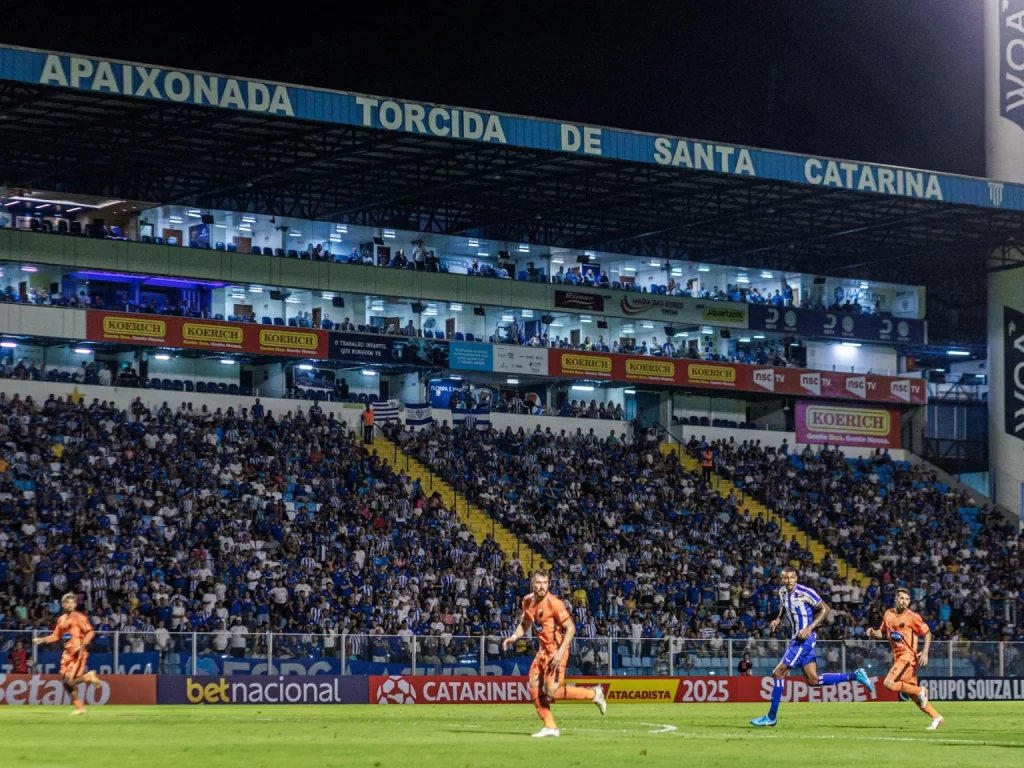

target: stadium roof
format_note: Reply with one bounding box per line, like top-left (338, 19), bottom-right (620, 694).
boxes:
top-left (1, 45), bottom-right (1021, 341)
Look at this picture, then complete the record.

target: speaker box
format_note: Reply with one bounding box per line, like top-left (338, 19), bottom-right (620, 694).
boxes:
top-left (597, 320), bottom-right (608, 329)
top-left (720, 329), bottom-right (731, 339)
top-left (498, 250), bottom-right (510, 260)
top-left (576, 254), bottom-right (590, 264)
top-left (331, 297), bottom-right (346, 308)
top-left (541, 315), bottom-right (554, 325)
top-left (373, 237), bottom-right (385, 246)
top-left (201, 214), bottom-right (215, 225)
top-left (664, 326), bottom-right (675, 337)
top-left (269, 291), bottom-right (283, 301)
top-left (473, 306), bottom-right (486, 316)
top-left (813, 276), bottom-right (826, 285)
top-left (411, 302), bottom-right (424, 314)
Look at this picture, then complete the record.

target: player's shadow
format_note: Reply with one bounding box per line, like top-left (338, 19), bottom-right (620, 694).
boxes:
top-left (453, 730), bottom-right (559, 737)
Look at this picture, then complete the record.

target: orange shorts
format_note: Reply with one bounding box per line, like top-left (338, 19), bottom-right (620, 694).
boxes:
top-left (60, 650), bottom-right (88, 679)
top-left (529, 650), bottom-right (570, 689)
top-left (886, 659), bottom-right (918, 687)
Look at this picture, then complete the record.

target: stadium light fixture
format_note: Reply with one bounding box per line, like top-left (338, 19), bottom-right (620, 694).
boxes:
top-left (289, 231), bottom-right (303, 238)
top-left (737, 275), bottom-right (750, 284)
top-left (642, 322), bottom-right (655, 329)
top-left (249, 287), bottom-right (263, 293)
top-left (697, 265), bottom-right (711, 272)
top-left (186, 210), bottom-right (201, 218)
top-left (947, 350), bottom-right (971, 356)
top-left (362, 370), bottom-right (378, 376)
top-left (501, 314), bottom-right (515, 322)
top-left (700, 327), bottom-right (713, 335)
top-left (285, 298), bottom-right (301, 304)
top-left (521, 310), bottom-right (534, 318)
top-left (933, 368), bottom-right (945, 373)
top-left (841, 342), bottom-right (862, 348)
top-left (449, 303), bottom-right (463, 312)
top-left (383, 230), bottom-right (396, 239)
top-left (674, 332), bottom-right (688, 338)
top-left (761, 272), bottom-right (774, 279)
top-left (219, 359), bottom-right (235, 365)
top-left (860, 282), bottom-right (870, 290)
top-left (506, 378), bottom-right (519, 385)
top-left (649, 261), bottom-right (661, 267)
top-left (36, 203), bottom-right (51, 210)
top-left (580, 316), bottom-right (592, 323)
top-left (621, 266), bottom-right (636, 272)
top-left (20, 266), bottom-right (37, 272)
top-left (321, 293), bottom-right (334, 299)
top-left (336, 225), bottom-right (348, 233)
top-left (329, 236), bottom-right (342, 243)
top-left (298, 365), bottom-right (314, 371)
top-left (467, 239), bottom-right (479, 248)
top-left (0, 342), bottom-right (16, 348)
top-left (739, 337), bottom-right (751, 343)
top-left (753, 334), bottom-right (765, 339)
top-left (571, 385), bottom-right (595, 392)
top-left (168, 216), bottom-right (183, 224)
top-left (214, 224), bottom-right (227, 229)
top-left (241, 216), bottom-right (256, 223)
top-left (551, 258), bottom-right (564, 264)
top-left (624, 389), bottom-right (636, 395)
top-left (154, 354), bottom-right (171, 361)
top-left (73, 348), bottom-right (92, 354)
top-left (519, 244), bottom-right (530, 253)
top-left (450, 375), bottom-right (462, 380)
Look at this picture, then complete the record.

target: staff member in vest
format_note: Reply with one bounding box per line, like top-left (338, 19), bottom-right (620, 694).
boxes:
top-left (701, 447), bottom-right (714, 483)
top-left (361, 403), bottom-right (375, 444)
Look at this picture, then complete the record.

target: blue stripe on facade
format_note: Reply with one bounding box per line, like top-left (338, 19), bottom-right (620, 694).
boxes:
top-left (2, 45), bottom-right (1023, 213)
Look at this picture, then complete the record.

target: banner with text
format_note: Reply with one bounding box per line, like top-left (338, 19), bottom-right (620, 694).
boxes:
top-left (748, 304), bottom-right (926, 345)
top-left (328, 334), bottom-right (449, 367)
top-left (915, 677), bottom-right (1024, 702)
top-left (547, 349), bottom-right (925, 405)
top-left (159, 675), bottom-right (366, 705)
top-left (86, 312), bottom-right (328, 358)
top-left (795, 401), bottom-right (901, 448)
top-left (368, 674), bottom-right (892, 705)
top-left (0, 674), bottom-right (156, 705)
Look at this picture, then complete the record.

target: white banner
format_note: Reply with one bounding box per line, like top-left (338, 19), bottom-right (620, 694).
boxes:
top-left (492, 346), bottom-right (548, 376)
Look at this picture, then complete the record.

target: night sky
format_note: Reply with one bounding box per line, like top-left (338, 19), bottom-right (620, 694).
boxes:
top-left (1, 0), bottom-right (986, 177)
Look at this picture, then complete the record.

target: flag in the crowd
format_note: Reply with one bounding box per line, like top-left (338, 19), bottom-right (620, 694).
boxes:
top-left (404, 402), bottom-right (432, 429)
top-left (375, 399), bottom-right (401, 423)
top-left (453, 407), bottom-right (490, 432)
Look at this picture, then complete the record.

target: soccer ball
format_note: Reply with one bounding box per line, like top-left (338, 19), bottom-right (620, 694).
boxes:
top-left (377, 676), bottom-right (416, 704)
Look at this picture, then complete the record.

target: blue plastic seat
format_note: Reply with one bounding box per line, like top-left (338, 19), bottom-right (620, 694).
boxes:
top-left (196, 382), bottom-right (207, 393)
top-left (287, 249), bottom-right (299, 258)
top-left (228, 384), bottom-right (239, 395)
top-left (150, 379), bottom-right (161, 390)
top-left (215, 242), bottom-right (225, 251)
top-left (251, 246), bottom-right (262, 255)
top-left (454, 332), bottom-right (464, 341)
top-left (273, 317), bottom-right (284, 326)
top-left (226, 243), bottom-right (237, 252)
top-left (275, 248), bottom-right (285, 257)
top-left (262, 316), bottom-right (272, 324)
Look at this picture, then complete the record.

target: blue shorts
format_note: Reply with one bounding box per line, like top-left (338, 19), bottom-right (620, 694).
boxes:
top-left (781, 636), bottom-right (816, 669)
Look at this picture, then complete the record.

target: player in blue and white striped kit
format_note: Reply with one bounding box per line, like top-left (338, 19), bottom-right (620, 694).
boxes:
top-left (750, 566), bottom-right (875, 727)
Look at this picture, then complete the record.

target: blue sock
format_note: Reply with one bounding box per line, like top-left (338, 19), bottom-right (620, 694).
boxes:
top-left (768, 678), bottom-right (784, 719)
top-left (816, 672), bottom-right (855, 686)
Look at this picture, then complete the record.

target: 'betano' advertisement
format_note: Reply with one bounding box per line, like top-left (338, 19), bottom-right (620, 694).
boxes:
top-left (795, 401), bottom-right (901, 448)
top-left (0, 674), bottom-right (156, 705)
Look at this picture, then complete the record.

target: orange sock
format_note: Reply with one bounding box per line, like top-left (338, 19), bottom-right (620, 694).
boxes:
top-left (891, 681), bottom-right (922, 696)
top-left (553, 685), bottom-right (596, 701)
top-left (921, 703), bottom-right (940, 718)
top-left (72, 696), bottom-right (84, 711)
top-left (530, 687), bottom-right (557, 729)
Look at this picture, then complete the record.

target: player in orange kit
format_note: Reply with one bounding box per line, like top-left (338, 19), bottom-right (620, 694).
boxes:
top-left (33, 593), bottom-right (102, 715)
top-left (503, 570), bottom-right (606, 737)
top-left (866, 587), bottom-right (943, 730)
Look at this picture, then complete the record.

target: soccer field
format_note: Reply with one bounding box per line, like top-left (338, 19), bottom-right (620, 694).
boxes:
top-left (1, 703), bottom-right (1021, 767)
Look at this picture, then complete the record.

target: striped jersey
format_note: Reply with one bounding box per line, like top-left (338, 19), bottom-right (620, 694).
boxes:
top-left (778, 584), bottom-right (823, 637)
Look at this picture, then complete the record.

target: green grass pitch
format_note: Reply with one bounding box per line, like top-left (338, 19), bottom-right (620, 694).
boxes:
top-left (1, 703), bottom-right (1021, 767)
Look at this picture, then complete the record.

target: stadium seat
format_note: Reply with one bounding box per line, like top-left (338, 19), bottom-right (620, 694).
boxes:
top-left (149, 379), bottom-right (161, 390)
top-left (287, 249), bottom-right (299, 258)
top-left (228, 384), bottom-right (239, 395)
top-left (262, 316), bottom-right (273, 324)
top-left (172, 380), bottom-right (184, 391)
top-left (227, 243), bottom-right (237, 252)
top-left (454, 332), bottom-right (464, 341)
top-left (465, 333), bottom-right (475, 342)
top-left (274, 317), bottom-right (285, 325)
top-left (275, 248), bottom-right (285, 257)
top-left (162, 378), bottom-right (173, 390)
top-left (184, 381), bottom-right (194, 392)
top-left (251, 246), bottom-right (262, 255)
top-left (215, 242), bottom-right (225, 251)
top-left (196, 382), bottom-right (207, 393)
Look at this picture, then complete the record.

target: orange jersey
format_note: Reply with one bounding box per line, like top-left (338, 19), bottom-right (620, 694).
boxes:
top-left (43, 611), bottom-right (93, 654)
top-left (522, 592), bottom-right (572, 655)
top-left (879, 608), bottom-right (929, 664)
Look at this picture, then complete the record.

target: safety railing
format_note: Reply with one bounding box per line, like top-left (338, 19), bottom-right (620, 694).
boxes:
top-left (4, 631), bottom-right (1020, 678)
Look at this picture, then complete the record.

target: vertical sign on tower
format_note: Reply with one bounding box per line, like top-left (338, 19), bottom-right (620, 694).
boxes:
top-left (1005, 306), bottom-right (1024, 441)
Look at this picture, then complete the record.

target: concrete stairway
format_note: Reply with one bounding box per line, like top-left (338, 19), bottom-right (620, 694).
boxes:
top-left (376, 434), bottom-right (551, 571)
top-left (660, 443), bottom-right (869, 587)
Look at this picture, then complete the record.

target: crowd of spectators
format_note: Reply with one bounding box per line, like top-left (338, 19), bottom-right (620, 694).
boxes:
top-left (0, 388), bottom-right (1018, 679)
top-left (0, 394), bottom-right (528, 664)
top-left (389, 421), bottom-right (1023, 647)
